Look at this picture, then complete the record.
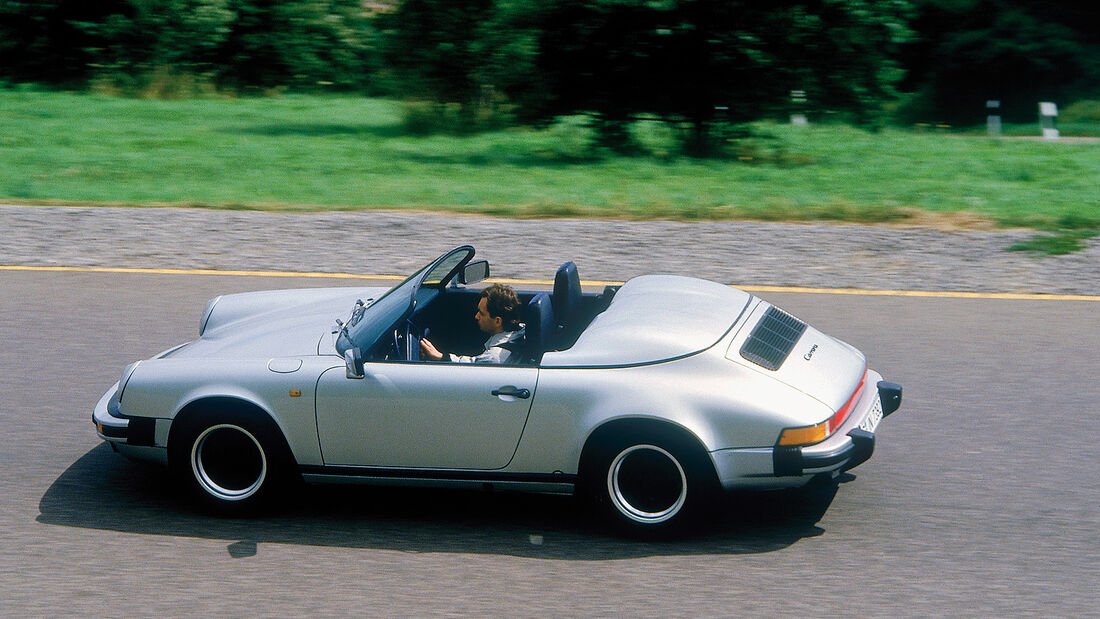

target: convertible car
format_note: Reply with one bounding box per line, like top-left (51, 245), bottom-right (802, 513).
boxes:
top-left (94, 245), bottom-right (901, 533)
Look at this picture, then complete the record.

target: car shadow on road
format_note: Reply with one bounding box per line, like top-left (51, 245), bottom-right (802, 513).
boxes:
top-left (39, 445), bottom-right (840, 559)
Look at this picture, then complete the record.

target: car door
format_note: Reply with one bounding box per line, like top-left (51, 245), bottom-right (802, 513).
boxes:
top-left (315, 362), bottom-right (538, 470)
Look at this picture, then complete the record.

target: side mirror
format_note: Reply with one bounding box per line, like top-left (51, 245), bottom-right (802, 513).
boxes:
top-left (459, 260), bottom-right (490, 286)
top-left (344, 348), bottom-right (364, 379)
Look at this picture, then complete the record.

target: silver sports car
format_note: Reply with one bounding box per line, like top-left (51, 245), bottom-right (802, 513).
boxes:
top-left (94, 245), bottom-right (901, 533)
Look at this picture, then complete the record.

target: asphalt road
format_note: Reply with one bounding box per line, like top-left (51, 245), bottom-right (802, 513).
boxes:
top-left (2, 269), bottom-right (1098, 616)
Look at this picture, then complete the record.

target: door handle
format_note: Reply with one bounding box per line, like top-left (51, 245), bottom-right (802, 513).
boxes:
top-left (491, 386), bottom-right (530, 399)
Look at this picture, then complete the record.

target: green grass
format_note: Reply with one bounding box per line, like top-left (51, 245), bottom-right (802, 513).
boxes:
top-left (1008, 229), bottom-right (1098, 255)
top-left (2, 90), bottom-right (1099, 247)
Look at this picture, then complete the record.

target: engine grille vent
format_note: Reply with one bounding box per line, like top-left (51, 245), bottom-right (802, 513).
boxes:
top-left (740, 306), bottom-right (807, 370)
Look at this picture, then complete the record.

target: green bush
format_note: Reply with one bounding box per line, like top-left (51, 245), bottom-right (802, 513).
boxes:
top-left (1059, 100), bottom-right (1100, 124)
top-left (400, 100), bottom-right (514, 135)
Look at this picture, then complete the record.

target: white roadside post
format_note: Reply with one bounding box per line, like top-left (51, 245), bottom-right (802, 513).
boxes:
top-left (1039, 102), bottom-right (1059, 139)
top-left (986, 100), bottom-right (1001, 137)
top-left (790, 90), bottom-right (808, 125)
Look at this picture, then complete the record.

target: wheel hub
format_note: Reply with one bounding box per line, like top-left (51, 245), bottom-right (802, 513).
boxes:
top-left (607, 444), bottom-right (687, 524)
top-left (191, 424), bottom-right (267, 501)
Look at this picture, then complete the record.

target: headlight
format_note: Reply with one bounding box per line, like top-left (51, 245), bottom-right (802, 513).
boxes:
top-left (199, 296), bottom-right (221, 336)
top-left (117, 361), bottom-right (141, 404)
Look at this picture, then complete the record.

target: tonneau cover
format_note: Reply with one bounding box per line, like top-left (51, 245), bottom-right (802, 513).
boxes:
top-left (541, 275), bottom-right (753, 367)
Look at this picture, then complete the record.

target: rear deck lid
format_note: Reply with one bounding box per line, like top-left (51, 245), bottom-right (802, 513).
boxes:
top-left (726, 303), bottom-right (867, 411)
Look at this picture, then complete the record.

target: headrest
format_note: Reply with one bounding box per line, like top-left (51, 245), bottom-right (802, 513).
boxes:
top-left (553, 261), bottom-right (582, 326)
top-left (525, 293), bottom-right (556, 357)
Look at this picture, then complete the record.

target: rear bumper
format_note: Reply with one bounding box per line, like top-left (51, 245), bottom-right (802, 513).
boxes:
top-left (773, 380), bottom-right (902, 477)
top-left (773, 428), bottom-right (875, 477)
top-left (712, 377), bottom-right (902, 489)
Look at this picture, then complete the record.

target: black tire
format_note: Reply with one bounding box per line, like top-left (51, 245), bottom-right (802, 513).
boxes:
top-left (169, 410), bottom-right (290, 515)
top-left (581, 430), bottom-right (716, 536)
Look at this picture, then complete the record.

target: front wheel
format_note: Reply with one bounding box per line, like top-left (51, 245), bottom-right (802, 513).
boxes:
top-left (170, 411), bottom-right (289, 514)
top-left (583, 433), bottom-right (715, 536)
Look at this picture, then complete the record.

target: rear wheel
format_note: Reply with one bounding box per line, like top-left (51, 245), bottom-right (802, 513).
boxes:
top-left (582, 431), bottom-right (715, 536)
top-left (170, 410), bottom-right (289, 514)
top-left (608, 444), bottom-right (687, 524)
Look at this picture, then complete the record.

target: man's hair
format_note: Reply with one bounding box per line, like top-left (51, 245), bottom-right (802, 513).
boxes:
top-left (481, 283), bottom-right (521, 331)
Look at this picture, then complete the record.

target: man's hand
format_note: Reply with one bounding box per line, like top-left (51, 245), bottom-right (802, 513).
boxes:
top-left (419, 338), bottom-right (444, 361)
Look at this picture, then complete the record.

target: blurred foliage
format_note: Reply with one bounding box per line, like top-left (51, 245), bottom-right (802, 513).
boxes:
top-left (378, 0), bottom-right (490, 105)
top-left (213, 0), bottom-right (377, 92)
top-left (898, 0), bottom-right (1100, 124)
top-left (379, 0), bottom-right (910, 154)
top-left (1058, 100), bottom-right (1100, 124)
top-left (2, 0), bottom-right (1099, 148)
top-left (0, 0), bottom-right (379, 94)
top-left (0, 0), bottom-right (126, 85)
top-left (376, 0), bottom-right (534, 131)
top-left (525, 0), bottom-right (911, 154)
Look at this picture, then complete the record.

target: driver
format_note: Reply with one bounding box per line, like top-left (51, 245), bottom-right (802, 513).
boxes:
top-left (419, 283), bottom-right (525, 364)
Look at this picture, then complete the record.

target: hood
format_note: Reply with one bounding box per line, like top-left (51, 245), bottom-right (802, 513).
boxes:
top-left (726, 302), bottom-right (867, 412)
top-left (167, 286), bottom-right (391, 360)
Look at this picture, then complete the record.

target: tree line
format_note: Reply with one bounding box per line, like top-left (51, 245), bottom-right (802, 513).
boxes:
top-left (2, 0), bottom-right (1096, 151)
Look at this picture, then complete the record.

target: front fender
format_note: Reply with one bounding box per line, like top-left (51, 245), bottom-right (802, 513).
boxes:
top-left (117, 357), bottom-right (340, 466)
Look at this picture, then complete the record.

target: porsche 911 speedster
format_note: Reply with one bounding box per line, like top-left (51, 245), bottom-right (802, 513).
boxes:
top-left (94, 245), bottom-right (902, 533)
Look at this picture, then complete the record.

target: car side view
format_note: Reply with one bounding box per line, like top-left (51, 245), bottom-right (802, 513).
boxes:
top-left (94, 245), bottom-right (902, 534)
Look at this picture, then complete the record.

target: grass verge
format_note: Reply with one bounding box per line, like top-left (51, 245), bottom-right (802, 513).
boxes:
top-left (2, 90), bottom-right (1098, 250)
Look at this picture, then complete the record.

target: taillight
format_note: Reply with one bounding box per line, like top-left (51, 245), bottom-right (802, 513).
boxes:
top-left (827, 368), bottom-right (868, 434)
top-left (776, 368), bottom-right (868, 446)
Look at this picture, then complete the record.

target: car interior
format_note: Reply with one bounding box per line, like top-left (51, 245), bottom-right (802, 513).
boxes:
top-left (402, 261), bottom-right (619, 366)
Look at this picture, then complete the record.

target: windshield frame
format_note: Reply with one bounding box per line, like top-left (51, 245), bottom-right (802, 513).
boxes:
top-left (336, 245), bottom-right (475, 357)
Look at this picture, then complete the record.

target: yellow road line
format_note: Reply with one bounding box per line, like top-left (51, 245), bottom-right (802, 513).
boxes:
top-left (2, 264), bottom-right (1097, 301)
top-left (738, 285), bottom-right (1100, 301)
top-left (0, 264), bottom-right (406, 281)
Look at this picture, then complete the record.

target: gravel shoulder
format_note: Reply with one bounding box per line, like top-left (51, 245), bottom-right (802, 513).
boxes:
top-left (2, 204), bottom-right (1097, 294)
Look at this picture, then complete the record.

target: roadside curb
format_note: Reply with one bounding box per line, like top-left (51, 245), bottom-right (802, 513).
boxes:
top-left (4, 265), bottom-right (1097, 301)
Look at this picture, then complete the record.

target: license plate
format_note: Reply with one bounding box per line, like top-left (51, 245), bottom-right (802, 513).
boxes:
top-left (859, 398), bottom-right (883, 433)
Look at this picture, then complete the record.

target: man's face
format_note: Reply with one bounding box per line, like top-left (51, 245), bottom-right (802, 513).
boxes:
top-left (474, 297), bottom-right (503, 334)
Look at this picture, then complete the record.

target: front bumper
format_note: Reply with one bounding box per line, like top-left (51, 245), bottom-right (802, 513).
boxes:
top-left (93, 383), bottom-right (128, 440)
top-left (773, 380), bottom-right (902, 477)
top-left (93, 383), bottom-right (168, 465)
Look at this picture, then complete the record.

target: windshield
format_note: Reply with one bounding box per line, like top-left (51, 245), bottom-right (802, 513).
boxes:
top-left (423, 251), bottom-right (469, 287)
top-left (336, 246), bottom-right (474, 357)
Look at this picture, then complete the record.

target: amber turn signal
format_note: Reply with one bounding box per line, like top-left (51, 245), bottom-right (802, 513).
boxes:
top-left (777, 420), bottom-right (828, 446)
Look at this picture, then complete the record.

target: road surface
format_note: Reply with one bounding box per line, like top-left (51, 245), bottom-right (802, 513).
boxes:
top-left (2, 269), bottom-right (1097, 615)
